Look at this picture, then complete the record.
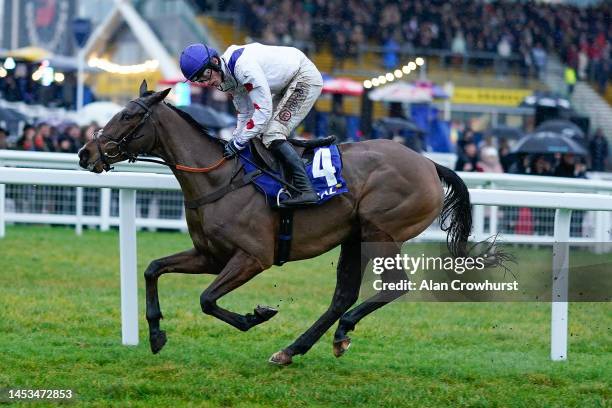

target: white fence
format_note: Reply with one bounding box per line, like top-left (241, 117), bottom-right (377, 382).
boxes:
top-left (2, 150), bottom-right (612, 242)
top-left (1, 166), bottom-right (612, 361)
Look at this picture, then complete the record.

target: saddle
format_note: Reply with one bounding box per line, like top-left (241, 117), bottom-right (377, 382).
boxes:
top-left (249, 136), bottom-right (336, 175)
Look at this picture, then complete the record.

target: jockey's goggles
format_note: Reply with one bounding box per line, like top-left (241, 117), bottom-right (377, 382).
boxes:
top-left (192, 67), bottom-right (213, 82)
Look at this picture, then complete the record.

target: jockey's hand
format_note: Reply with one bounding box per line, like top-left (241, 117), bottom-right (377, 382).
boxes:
top-left (223, 139), bottom-right (245, 159)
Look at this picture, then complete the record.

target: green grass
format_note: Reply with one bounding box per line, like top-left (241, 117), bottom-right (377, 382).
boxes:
top-left (0, 225), bottom-right (610, 407)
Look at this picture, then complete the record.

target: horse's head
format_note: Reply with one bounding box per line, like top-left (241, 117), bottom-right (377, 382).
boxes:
top-left (78, 80), bottom-right (171, 173)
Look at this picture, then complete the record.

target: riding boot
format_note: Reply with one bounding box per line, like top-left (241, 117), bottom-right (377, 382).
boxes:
top-left (270, 140), bottom-right (319, 207)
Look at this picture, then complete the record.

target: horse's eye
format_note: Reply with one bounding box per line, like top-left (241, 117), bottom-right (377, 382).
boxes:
top-left (121, 112), bottom-right (134, 121)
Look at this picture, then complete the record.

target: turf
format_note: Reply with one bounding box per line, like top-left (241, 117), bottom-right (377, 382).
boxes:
top-left (0, 226), bottom-right (610, 407)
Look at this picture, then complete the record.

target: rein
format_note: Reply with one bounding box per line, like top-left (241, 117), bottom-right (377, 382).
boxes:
top-left (94, 98), bottom-right (300, 202)
top-left (94, 100), bottom-right (227, 174)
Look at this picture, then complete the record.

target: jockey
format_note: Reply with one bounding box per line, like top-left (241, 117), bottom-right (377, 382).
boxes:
top-left (179, 42), bottom-right (322, 207)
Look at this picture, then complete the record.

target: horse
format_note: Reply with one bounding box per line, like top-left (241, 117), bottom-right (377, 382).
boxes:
top-left (78, 80), bottom-right (491, 366)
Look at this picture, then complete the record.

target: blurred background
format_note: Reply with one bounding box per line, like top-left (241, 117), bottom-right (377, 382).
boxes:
top-left (0, 0), bottom-right (611, 238)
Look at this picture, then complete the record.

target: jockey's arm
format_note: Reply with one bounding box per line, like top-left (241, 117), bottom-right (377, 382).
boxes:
top-left (230, 64), bottom-right (273, 149)
top-left (230, 92), bottom-right (254, 142)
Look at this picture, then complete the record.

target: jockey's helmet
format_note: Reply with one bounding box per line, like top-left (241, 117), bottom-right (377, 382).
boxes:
top-left (180, 43), bottom-right (220, 81)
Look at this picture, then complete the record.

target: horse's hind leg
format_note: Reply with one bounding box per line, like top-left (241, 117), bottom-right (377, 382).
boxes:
top-left (145, 248), bottom-right (216, 354)
top-left (269, 239), bottom-right (362, 366)
top-left (333, 244), bottom-right (408, 357)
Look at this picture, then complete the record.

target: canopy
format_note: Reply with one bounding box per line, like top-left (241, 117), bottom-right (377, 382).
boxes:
top-left (322, 77), bottom-right (363, 96)
top-left (369, 82), bottom-right (432, 103)
top-left (368, 81), bottom-right (448, 103)
top-left (73, 101), bottom-right (124, 126)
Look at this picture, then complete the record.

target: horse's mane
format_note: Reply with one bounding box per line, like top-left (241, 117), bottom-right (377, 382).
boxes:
top-left (163, 102), bottom-right (218, 142)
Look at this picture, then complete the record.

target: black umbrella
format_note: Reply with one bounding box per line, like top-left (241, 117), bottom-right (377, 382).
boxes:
top-left (511, 131), bottom-right (588, 156)
top-left (535, 119), bottom-right (585, 140)
top-left (520, 92), bottom-right (571, 109)
top-left (374, 117), bottom-right (424, 134)
top-left (0, 107), bottom-right (27, 122)
top-left (178, 103), bottom-right (235, 129)
top-left (488, 125), bottom-right (524, 140)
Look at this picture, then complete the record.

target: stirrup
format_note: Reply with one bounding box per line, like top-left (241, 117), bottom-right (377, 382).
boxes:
top-left (276, 187), bottom-right (291, 208)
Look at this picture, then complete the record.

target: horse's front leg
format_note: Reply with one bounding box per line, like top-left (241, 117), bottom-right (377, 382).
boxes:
top-left (199, 250), bottom-right (277, 331)
top-left (145, 248), bottom-right (217, 354)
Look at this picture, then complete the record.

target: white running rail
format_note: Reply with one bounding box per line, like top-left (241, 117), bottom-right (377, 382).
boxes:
top-left (1, 167), bottom-right (611, 361)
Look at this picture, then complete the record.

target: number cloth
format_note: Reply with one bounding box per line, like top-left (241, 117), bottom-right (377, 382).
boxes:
top-left (240, 144), bottom-right (348, 207)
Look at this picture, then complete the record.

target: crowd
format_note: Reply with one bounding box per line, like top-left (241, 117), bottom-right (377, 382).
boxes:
top-left (222, 0), bottom-right (611, 85)
top-left (0, 122), bottom-right (100, 153)
top-left (454, 126), bottom-right (608, 176)
top-left (0, 63), bottom-right (96, 108)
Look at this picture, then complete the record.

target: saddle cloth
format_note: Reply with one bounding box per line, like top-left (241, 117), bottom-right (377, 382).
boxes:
top-left (239, 143), bottom-right (349, 207)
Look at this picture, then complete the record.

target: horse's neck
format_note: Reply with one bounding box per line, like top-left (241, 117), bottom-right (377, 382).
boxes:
top-left (154, 107), bottom-right (233, 200)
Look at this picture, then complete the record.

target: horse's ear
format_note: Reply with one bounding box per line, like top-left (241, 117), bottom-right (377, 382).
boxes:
top-left (139, 80), bottom-right (148, 97)
top-left (147, 88), bottom-right (172, 105)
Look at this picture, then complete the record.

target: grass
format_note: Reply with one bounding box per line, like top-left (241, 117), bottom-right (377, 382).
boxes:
top-left (0, 225), bottom-right (610, 407)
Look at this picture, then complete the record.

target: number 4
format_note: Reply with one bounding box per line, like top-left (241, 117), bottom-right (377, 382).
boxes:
top-left (312, 148), bottom-right (337, 187)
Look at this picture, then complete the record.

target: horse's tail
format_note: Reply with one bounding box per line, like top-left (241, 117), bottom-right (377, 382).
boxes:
top-left (434, 162), bottom-right (510, 268)
top-left (434, 162), bottom-right (472, 258)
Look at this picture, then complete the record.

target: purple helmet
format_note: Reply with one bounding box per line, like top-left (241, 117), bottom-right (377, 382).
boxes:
top-left (179, 44), bottom-right (220, 81)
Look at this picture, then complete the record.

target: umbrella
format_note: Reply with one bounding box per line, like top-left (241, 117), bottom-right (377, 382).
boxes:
top-left (369, 82), bottom-right (432, 103)
top-left (179, 103), bottom-right (236, 129)
top-left (535, 119), bottom-right (585, 140)
top-left (322, 77), bottom-right (364, 96)
top-left (520, 92), bottom-right (571, 109)
top-left (74, 101), bottom-right (124, 126)
top-left (0, 107), bottom-right (29, 122)
top-left (511, 131), bottom-right (588, 156)
top-left (488, 125), bottom-right (524, 140)
top-left (374, 117), bottom-right (424, 134)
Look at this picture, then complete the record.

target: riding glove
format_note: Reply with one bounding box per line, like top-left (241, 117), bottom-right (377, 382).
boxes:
top-left (223, 139), bottom-right (246, 159)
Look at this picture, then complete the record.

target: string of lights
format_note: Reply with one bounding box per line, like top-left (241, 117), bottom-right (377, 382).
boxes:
top-left (363, 57), bottom-right (425, 89)
top-left (88, 55), bottom-right (159, 75)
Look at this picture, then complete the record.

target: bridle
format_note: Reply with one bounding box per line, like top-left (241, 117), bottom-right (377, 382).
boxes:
top-left (89, 97), bottom-right (297, 194)
top-left (92, 99), bottom-right (227, 173)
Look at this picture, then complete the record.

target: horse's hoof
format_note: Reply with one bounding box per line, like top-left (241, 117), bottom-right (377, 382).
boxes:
top-left (268, 350), bottom-right (293, 366)
top-left (149, 330), bottom-right (167, 354)
top-left (333, 337), bottom-right (351, 358)
top-left (255, 305), bottom-right (278, 321)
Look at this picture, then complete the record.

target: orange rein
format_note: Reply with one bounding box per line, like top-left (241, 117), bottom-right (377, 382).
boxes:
top-left (174, 157), bottom-right (227, 173)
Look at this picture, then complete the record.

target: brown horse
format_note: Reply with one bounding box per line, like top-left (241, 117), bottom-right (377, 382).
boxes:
top-left (78, 81), bottom-right (482, 365)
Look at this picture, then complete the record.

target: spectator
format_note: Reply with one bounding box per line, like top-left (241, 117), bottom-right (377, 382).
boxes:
top-left (589, 128), bottom-right (609, 171)
top-left (532, 42), bottom-right (548, 79)
top-left (564, 65), bottom-right (577, 96)
top-left (455, 142), bottom-right (479, 172)
top-left (0, 127), bottom-right (9, 149)
top-left (382, 32), bottom-right (400, 70)
top-left (32, 123), bottom-right (54, 152)
top-left (15, 125), bottom-right (36, 150)
top-left (56, 125), bottom-right (82, 154)
top-left (80, 124), bottom-right (99, 145)
top-left (477, 146), bottom-right (504, 173)
top-left (553, 153), bottom-right (580, 178)
top-left (529, 155), bottom-right (552, 176)
top-left (496, 34), bottom-right (512, 78)
top-left (508, 153), bottom-right (530, 174)
top-left (328, 98), bottom-right (347, 143)
top-left (498, 138), bottom-right (513, 172)
top-left (451, 30), bottom-right (467, 67)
